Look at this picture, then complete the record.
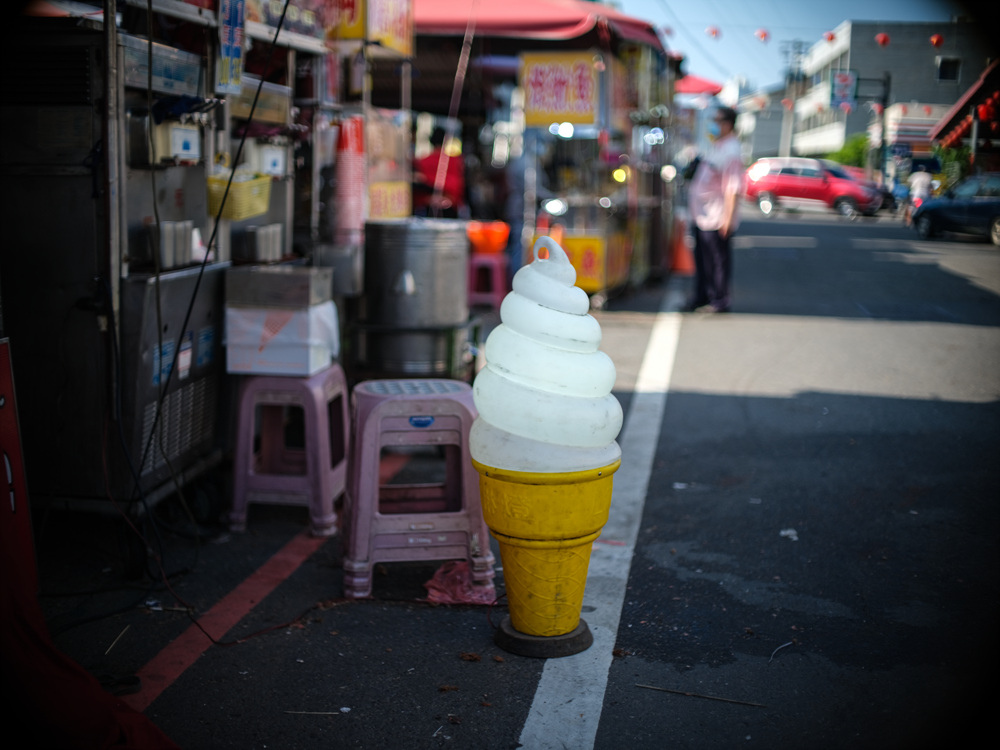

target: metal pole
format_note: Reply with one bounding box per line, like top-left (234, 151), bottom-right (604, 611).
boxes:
top-left (881, 72), bottom-right (891, 180)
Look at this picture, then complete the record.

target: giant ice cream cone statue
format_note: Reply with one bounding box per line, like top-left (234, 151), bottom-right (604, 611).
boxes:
top-left (470, 236), bottom-right (623, 657)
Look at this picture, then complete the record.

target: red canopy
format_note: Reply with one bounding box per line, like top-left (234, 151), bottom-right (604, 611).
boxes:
top-left (414, 0), bottom-right (665, 52)
top-left (674, 74), bottom-right (724, 95)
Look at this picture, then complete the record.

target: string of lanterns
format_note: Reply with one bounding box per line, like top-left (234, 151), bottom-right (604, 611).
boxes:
top-left (691, 26), bottom-right (949, 50)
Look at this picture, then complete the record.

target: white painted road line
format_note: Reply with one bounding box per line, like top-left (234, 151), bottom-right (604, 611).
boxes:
top-left (517, 299), bottom-right (682, 750)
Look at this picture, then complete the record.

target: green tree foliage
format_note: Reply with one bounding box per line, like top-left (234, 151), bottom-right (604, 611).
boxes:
top-left (825, 133), bottom-right (869, 167)
top-left (932, 144), bottom-right (972, 189)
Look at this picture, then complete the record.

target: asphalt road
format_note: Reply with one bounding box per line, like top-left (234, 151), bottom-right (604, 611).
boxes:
top-left (29, 210), bottom-right (1000, 749)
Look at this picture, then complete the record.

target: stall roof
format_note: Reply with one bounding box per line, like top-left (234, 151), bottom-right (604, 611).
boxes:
top-left (414, 0), bottom-right (665, 52)
top-left (675, 74), bottom-right (723, 96)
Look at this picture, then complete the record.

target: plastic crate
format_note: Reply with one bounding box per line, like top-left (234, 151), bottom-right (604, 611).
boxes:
top-left (207, 174), bottom-right (272, 221)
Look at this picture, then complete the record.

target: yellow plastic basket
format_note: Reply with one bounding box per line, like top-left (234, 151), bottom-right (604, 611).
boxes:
top-left (207, 174), bottom-right (271, 221)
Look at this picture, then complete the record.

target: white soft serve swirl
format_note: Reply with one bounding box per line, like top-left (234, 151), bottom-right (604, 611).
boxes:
top-left (471, 236), bottom-right (623, 472)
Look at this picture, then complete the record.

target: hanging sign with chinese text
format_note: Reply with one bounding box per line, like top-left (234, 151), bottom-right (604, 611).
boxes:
top-left (830, 70), bottom-right (858, 111)
top-left (520, 52), bottom-right (600, 128)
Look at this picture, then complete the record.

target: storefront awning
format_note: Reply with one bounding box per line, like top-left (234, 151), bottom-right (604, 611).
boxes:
top-left (414, 0), bottom-right (665, 52)
top-left (929, 58), bottom-right (1000, 142)
top-left (674, 73), bottom-right (723, 95)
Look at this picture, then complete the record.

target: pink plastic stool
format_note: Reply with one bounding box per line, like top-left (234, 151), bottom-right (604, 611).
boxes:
top-left (468, 253), bottom-right (507, 310)
top-left (230, 363), bottom-right (349, 536)
top-left (343, 379), bottom-right (495, 598)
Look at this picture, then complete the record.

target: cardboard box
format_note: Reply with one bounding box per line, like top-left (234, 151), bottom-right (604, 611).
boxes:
top-left (225, 301), bottom-right (340, 376)
top-left (225, 266), bottom-right (333, 308)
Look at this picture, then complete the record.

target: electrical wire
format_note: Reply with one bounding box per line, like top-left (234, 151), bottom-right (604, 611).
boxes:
top-left (80, 1), bottom-right (294, 622)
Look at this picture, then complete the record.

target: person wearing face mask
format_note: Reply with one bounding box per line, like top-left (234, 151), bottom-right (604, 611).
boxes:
top-left (684, 106), bottom-right (743, 313)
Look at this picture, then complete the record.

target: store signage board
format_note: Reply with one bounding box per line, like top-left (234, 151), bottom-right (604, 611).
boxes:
top-left (520, 52), bottom-right (600, 127)
top-left (333, 0), bottom-right (414, 58)
top-left (369, 181), bottom-right (411, 219)
top-left (830, 70), bottom-right (858, 110)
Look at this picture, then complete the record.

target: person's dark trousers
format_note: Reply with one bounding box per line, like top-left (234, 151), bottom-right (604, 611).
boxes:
top-left (691, 226), bottom-right (732, 311)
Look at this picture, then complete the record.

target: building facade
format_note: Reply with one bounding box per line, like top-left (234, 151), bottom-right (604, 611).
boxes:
top-left (792, 20), bottom-right (993, 164)
top-left (737, 20), bottom-right (994, 170)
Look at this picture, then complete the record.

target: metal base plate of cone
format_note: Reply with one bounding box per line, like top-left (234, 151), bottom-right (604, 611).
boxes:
top-left (494, 615), bottom-right (593, 658)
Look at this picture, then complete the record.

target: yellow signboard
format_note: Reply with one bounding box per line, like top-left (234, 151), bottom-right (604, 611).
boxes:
top-left (530, 234), bottom-right (616, 294)
top-left (333, 0), bottom-right (413, 58)
top-left (520, 52), bottom-right (599, 127)
top-left (369, 181), bottom-right (411, 219)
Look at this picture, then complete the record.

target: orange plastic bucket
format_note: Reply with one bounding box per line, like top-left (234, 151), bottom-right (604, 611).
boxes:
top-left (467, 220), bottom-right (510, 255)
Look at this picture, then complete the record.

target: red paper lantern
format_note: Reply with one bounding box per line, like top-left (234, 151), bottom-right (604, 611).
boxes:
top-left (923, 105), bottom-right (933, 116)
top-left (900, 105), bottom-right (908, 116)
top-left (781, 98), bottom-right (793, 111)
top-left (823, 31), bottom-right (835, 43)
top-left (871, 103), bottom-right (884, 115)
top-left (875, 33), bottom-right (890, 47)
top-left (755, 28), bottom-right (769, 43)
top-left (930, 34), bottom-right (944, 47)
top-left (839, 102), bottom-right (853, 114)
top-left (706, 26), bottom-right (720, 39)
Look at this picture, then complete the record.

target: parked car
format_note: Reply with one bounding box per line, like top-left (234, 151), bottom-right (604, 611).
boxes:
top-left (744, 157), bottom-right (883, 218)
top-left (911, 172), bottom-right (1000, 245)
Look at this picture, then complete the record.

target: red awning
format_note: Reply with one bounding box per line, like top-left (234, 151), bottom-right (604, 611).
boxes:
top-left (414, 0), bottom-right (664, 52)
top-left (674, 74), bottom-right (723, 95)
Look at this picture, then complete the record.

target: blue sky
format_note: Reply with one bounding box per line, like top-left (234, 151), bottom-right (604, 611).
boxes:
top-left (616, 0), bottom-right (968, 90)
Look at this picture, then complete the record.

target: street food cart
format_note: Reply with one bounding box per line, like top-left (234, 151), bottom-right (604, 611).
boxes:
top-left (522, 46), bottom-right (669, 304)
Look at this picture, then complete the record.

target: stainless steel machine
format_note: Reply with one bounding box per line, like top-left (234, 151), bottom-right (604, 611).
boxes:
top-left (0, 16), bottom-right (227, 514)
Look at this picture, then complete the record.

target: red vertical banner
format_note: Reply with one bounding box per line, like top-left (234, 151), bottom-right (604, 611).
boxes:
top-left (0, 339), bottom-right (34, 596)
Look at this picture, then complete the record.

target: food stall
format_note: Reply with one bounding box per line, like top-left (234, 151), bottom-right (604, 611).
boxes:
top-left (0, 0), bottom-right (416, 521)
top-left (523, 44), bottom-right (669, 304)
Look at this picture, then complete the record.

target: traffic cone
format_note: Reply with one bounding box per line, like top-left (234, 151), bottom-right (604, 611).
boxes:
top-left (670, 215), bottom-right (695, 275)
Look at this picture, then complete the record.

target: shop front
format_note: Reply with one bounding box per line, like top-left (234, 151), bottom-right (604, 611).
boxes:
top-left (372, 0), bottom-right (674, 305)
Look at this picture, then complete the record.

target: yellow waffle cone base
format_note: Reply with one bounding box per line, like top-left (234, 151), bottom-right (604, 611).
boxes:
top-left (472, 459), bottom-right (620, 637)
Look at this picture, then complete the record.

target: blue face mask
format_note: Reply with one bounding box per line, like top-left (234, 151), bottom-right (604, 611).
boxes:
top-left (707, 120), bottom-right (721, 138)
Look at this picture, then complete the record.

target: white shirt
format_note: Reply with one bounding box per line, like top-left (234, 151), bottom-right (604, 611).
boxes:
top-left (688, 134), bottom-right (744, 232)
top-left (908, 170), bottom-right (932, 200)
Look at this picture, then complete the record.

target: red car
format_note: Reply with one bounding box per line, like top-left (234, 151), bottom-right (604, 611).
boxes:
top-left (744, 157), bottom-right (883, 218)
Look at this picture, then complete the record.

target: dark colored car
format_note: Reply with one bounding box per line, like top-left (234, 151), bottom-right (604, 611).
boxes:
top-left (744, 157), bottom-right (883, 218)
top-left (911, 172), bottom-right (1000, 245)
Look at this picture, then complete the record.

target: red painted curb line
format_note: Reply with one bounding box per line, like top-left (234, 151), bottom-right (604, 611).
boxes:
top-left (123, 531), bottom-right (328, 712)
